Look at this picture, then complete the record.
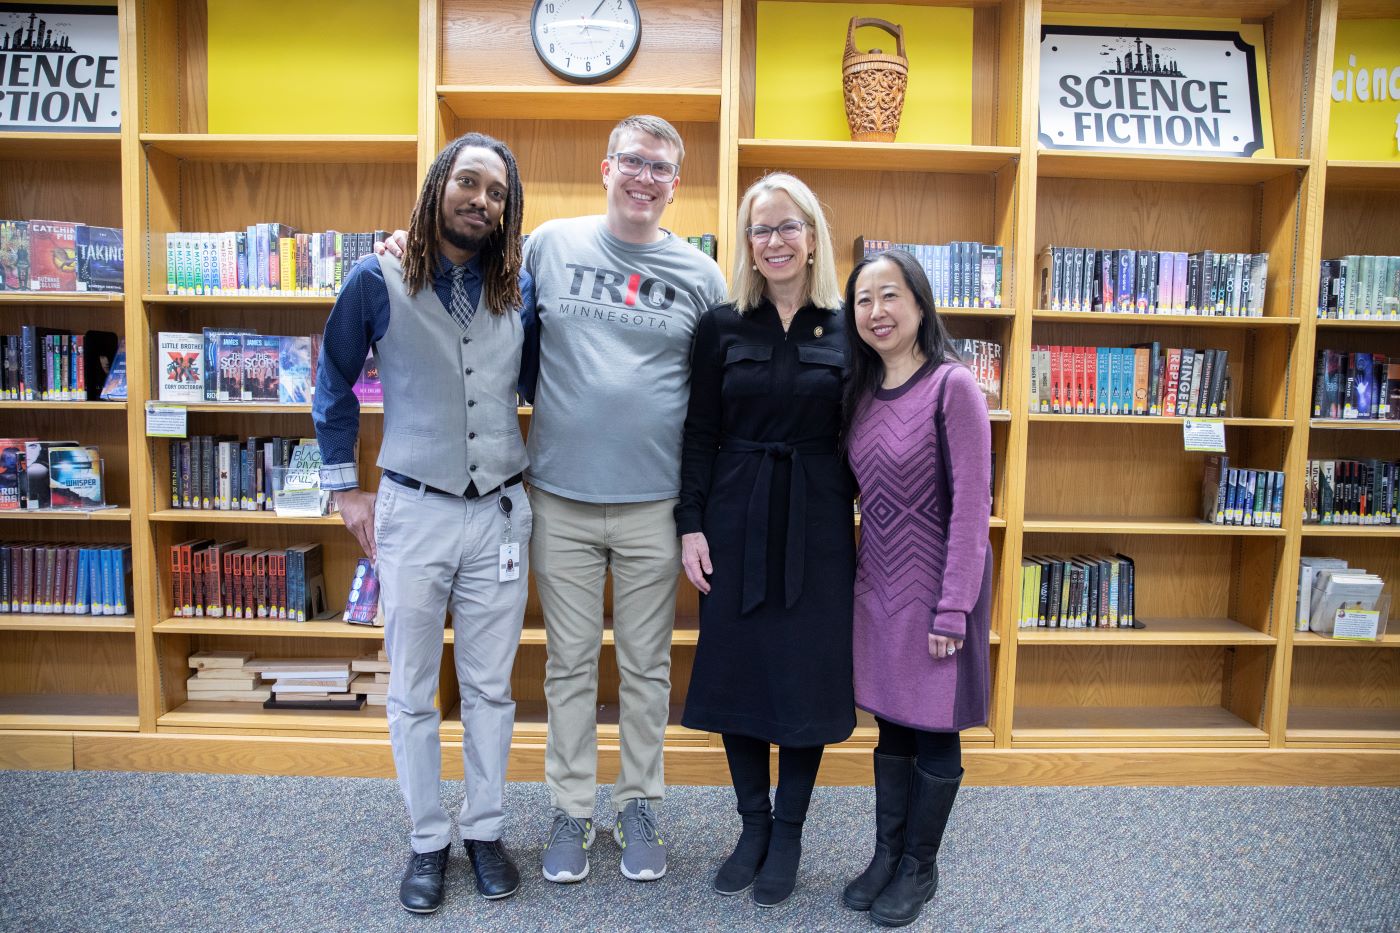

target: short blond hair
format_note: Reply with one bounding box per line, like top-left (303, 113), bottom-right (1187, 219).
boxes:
top-left (730, 173), bottom-right (841, 314)
top-left (607, 115), bottom-right (685, 166)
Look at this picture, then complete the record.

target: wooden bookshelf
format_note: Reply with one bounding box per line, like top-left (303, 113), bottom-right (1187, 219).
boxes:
top-left (2, 0), bottom-right (1394, 786)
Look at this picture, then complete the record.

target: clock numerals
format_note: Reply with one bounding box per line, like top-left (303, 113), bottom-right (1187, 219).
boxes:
top-left (533, 0), bottom-right (639, 83)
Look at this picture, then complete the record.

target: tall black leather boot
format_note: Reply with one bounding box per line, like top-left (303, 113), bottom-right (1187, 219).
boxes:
top-left (869, 766), bottom-right (962, 928)
top-left (842, 752), bottom-right (915, 911)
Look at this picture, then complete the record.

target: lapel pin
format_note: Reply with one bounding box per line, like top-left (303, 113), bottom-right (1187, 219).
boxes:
top-left (814, 326), bottom-right (824, 338)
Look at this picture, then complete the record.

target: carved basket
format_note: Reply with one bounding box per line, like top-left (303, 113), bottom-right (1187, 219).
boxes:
top-left (842, 17), bottom-right (908, 143)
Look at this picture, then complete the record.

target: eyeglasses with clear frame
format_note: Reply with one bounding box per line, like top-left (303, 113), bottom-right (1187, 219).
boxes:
top-left (609, 152), bottom-right (680, 184)
top-left (745, 220), bottom-right (808, 243)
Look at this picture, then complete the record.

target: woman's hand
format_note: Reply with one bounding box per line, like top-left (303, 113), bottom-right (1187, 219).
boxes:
top-left (681, 532), bottom-right (713, 594)
top-left (374, 229), bottom-right (409, 258)
top-left (928, 633), bottom-right (963, 660)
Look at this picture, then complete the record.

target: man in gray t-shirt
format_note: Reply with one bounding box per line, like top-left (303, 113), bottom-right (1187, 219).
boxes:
top-left (525, 116), bottom-right (727, 886)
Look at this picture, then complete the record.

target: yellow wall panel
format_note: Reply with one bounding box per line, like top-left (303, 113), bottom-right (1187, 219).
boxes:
top-left (207, 0), bottom-right (417, 134)
top-left (1328, 19), bottom-right (1400, 161)
top-left (754, 2), bottom-right (972, 145)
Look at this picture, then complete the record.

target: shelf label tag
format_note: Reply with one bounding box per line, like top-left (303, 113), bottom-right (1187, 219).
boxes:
top-left (1332, 608), bottom-right (1380, 641)
top-left (145, 402), bottom-right (187, 438)
top-left (1183, 418), bottom-right (1226, 452)
top-left (274, 489), bottom-right (325, 518)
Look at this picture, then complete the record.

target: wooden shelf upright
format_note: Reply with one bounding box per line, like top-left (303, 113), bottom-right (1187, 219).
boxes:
top-left (0, 0), bottom-right (1394, 785)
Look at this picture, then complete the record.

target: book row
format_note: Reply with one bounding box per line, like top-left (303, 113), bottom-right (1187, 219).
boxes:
top-left (1198, 456), bottom-right (1285, 528)
top-left (157, 330), bottom-right (319, 405)
top-left (0, 328), bottom-right (120, 402)
top-left (1017, 553), bottom-right (1136, 630)
top-left (0, 543), bottom-right (132, 616)
top-left (0, 439), bottom-right (107, 511)
top-left (1028, 344), bottom-right (1230, 417)
top-left (169, 539), bottom-right (327, 622)
top-left (855, 238), bottom-right (1004, 309)
top-left (1311, 349), bottom-right (1400, 421)
top-left (683, 234), bottom-right (718, 260)
top-left (163, 227), bottom-right (387, 297)
top-left (1316, 255), bottom-right (1400, 320)
top-left (186, 650), bottom-right (389, 707)
top-left (0, 220), bottom-right (124, 293)
top-left (1303, 459), bottom-right (1399, 526)
top-left (165, 436), bottom-right (322, 512)
top-left (1036, 246), bottom-right (1269, 317)
top-left (1295, 558), bottom-right (1389, 635)
top-left (951, 338), bottom-right (1004, 410)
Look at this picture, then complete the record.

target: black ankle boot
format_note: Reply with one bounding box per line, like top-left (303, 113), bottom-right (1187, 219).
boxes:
top-left (713, 811), bottom-right (773, 895)
top-left (843, 752), bottom-right (914, 911)
top-left (751, 818), bottom-right (802, 908)
top-left (870, 766), bottom-right (962, 928)
top-left (398, 843), bottom-right (450, 913)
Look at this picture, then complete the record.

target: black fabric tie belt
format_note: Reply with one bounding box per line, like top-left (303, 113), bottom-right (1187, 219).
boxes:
top-left (718, 435), bottom-right (835, 615)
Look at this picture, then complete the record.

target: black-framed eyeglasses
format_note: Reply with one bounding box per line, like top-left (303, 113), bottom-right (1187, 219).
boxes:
top-left (746, 220), bottom-right (807, 242)
top-left (610, 152), bottom-right (680, 184)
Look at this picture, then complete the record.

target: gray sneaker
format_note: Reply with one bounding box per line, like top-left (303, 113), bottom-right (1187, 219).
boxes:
top-left (613, 799), bottom-right (667, 881)
top-left (542, 810), bottom-right (595, 883)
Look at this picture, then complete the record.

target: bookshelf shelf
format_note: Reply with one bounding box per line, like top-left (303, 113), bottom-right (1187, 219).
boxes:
top-left (0, 508), bottom-right (131, 522)
top-left (1292, 632), bottom-right (1400, 648)
top-left (0, 132), bottom-right (122, 161)
top-left (0, 401), bottom-right (126, 411)
top-left (1036, 151), bottom-right (1310, 185)
top-left (437, 86), bottom-right (722, 122)
top-left (139, 134), bottom-right (418, 163)
top-left (142, 294), bottom-right (335, 308)
top-left (1308, 419), bottom-right (1400, 431)
top-left (1299, 525), bottom-right (1400, 538)
top-left (0, 694), bottom-right (139, 731)
top-left (1022, 517), bottom-right (1287, 536)
top-left (1017, 617), bottom-right (1273, 646)
top-left (1286, 707), bottom-right (1400, 746)
top-left (179, 403), bottom-right (382, 415)
top-left (1027, 414), bottom-right (1292, 428)
top-left (147, 510), bottom-right (342, 525)
top-left (0, 614), bottom-right (136, 634)
top-left (521, 616), bottom-right (700, 647)
top-left (1013, 705), bottom-right (1269, 747)
top-left (737, 139), bottom-right (1019, 175)
top-left (155, 618), bottom-right (384, 639)
top-left (0, 292), bottom-right (124, 306)
top-left (940, 307), bottom-right (1018, 320)
top-left (1033, 310), bottom-right (1299, 328)
top-left (157, 700), bottom-right (390, 736)
top-left (1313, 318), bottom-right (1400, 330)
top-left (1324, 161), bottom-right (1400, 190)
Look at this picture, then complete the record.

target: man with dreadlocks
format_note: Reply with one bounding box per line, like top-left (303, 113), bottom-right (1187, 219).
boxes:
top-left (312, 133), bottom-right (534, 912)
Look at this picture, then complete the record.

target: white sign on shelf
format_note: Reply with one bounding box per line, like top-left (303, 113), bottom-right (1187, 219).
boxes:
top-left (144, 402), bottom-right (187, 438)
top-left (0, 5), bottom-right (121, 132)
top-left (1039, 26), bottom-right (1264, 157)
top-left (1332, 608), bottom-right (1380, 641)
top-left (1183, 417), bottom-right (1227, 452)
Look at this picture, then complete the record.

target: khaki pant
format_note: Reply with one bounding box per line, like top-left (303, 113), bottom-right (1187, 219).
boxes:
top-left (529, 487), bottom-right (679, 818)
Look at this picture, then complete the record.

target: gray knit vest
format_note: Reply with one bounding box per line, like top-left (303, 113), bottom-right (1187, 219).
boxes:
top-left (373, 253), bottom-right (527, 495)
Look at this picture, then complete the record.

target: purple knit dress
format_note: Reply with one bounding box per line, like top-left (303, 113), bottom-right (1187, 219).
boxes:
top-left (847, 360), bottom-right (993, 732)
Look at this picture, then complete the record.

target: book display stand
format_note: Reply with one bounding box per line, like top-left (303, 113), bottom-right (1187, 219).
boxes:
top-left (0, 0), bottom-right (1394, 783)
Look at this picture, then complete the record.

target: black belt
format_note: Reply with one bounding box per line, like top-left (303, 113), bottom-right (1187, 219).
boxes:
top-left (383, 470), bottom-right (523, 500)
top-left (718, 436), bottom-right (836, 614)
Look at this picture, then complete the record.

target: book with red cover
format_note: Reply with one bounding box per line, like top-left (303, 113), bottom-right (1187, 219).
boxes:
top-left (28, 220), bottom-right (78, 291)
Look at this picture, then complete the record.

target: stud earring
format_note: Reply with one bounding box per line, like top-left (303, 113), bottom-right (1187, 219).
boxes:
top-left (807, 256), bottom-right (814, 266)
top-left (751, 264), bottom-right (758, 271)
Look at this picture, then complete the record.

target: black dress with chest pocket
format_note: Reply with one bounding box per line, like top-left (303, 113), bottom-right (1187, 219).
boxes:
top-left (676, 300), bottom-right (856, 747)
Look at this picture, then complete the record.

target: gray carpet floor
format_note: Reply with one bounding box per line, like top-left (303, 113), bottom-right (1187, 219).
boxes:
top-left (1, 771), bottom-right (1397, 932)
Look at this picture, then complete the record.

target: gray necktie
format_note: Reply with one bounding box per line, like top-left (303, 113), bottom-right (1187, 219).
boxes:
top-left (449, 263), bottom-right (475, 333)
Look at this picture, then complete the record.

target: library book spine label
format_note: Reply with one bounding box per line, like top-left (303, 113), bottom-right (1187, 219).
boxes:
top-left (1038, 26), bottom-right (1264, 158)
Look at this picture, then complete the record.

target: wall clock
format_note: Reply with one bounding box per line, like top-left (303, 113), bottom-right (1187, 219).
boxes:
top-left (530, 0), bottom-right (641, 84)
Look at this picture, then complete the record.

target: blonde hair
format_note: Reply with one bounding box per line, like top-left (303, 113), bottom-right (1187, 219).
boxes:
top-left (607, 115), bottom-right (686, 166)
top-left (730, 173), bottom-right (841, 314)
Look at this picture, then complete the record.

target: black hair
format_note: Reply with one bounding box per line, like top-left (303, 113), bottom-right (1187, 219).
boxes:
top-left (840, 249), bottom-right (957, 441)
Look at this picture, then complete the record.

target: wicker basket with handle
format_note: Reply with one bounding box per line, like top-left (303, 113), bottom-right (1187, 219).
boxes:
top-left (842, 17), bottom-right (908, 143)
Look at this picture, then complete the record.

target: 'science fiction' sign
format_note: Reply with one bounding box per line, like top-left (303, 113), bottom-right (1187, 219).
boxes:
top-left (1039, 26), bottom-right (1264, 157)
top-left (0, 4), bottom-right (120, 131)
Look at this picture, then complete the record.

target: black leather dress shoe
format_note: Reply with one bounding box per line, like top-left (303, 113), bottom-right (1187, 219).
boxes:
top-left (465, 838), bottom-right (521, 899)
top-left (399, 844), bottom-right (450, 913)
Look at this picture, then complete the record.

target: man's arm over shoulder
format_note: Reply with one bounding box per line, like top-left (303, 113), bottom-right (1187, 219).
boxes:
top-left (517, 269), bottom-right (539, 404)
top-left (312, 256), bottom-right (389, 491)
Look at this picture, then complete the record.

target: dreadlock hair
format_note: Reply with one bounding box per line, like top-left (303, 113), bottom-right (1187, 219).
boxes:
top-left (402, 132), bottom-right (524, 314)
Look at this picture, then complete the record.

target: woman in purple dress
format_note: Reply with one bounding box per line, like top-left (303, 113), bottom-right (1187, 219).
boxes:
top-left (840, 249), bottom-right (992, 928)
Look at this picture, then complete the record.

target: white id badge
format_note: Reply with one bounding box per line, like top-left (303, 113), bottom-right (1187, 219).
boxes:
top-left (499, 543), bottom-right (521, 582)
